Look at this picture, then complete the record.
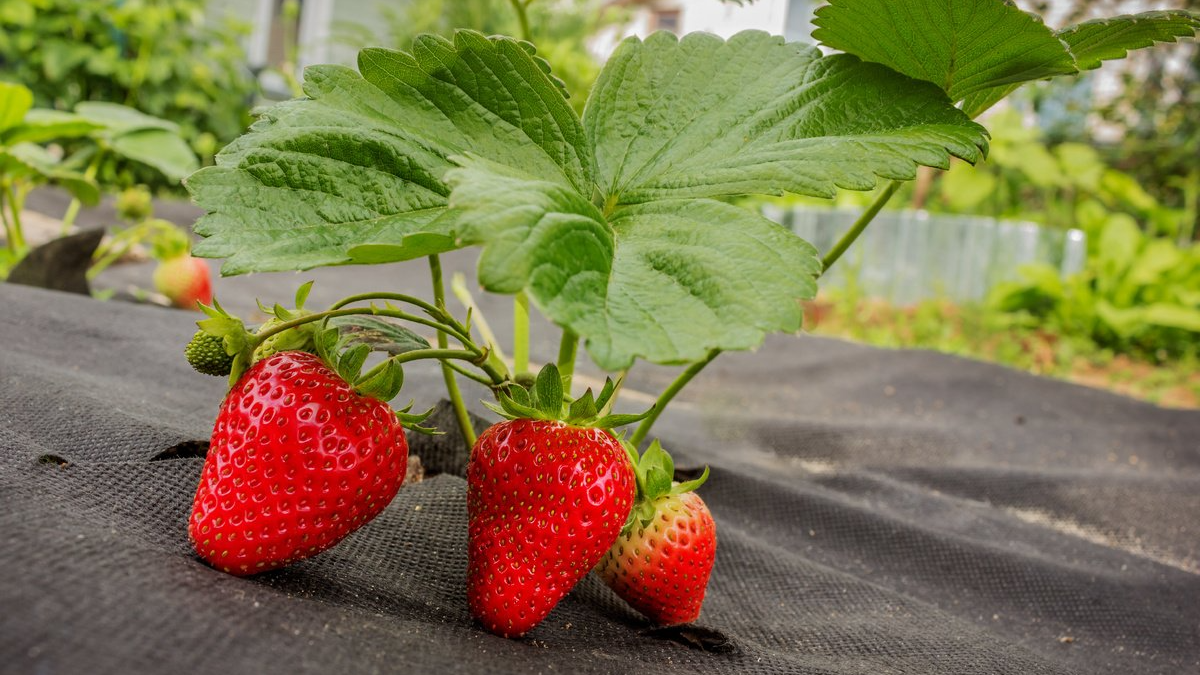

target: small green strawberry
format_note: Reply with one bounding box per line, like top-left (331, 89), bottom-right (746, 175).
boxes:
top-left (184, 330), bottom-right (234, 376)
top-left (595, 440), bottom-right (716, 626)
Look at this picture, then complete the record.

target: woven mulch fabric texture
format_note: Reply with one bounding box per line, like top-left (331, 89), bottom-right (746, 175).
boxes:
top-left (1, 281), bottom-right (1197, 675)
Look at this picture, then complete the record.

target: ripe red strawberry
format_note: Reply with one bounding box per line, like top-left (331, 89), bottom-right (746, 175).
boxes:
top-left (154, 253), bottom-right (212, 309)
top-left (595, 440), bottom-right (716, 625)
top-left (188, 350), bottom-right (409, 575)
top-left (467, 365), bottom-right (645, 638)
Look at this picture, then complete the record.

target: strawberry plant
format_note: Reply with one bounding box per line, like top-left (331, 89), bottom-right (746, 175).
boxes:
top-left (0, 80), bottom-right (200, 282)
top-left (181, 0), bottom-right (1197, 638)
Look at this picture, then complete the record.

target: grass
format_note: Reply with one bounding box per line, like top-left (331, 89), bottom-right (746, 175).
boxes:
top-left (805, 293), bottom-right (1200, 409)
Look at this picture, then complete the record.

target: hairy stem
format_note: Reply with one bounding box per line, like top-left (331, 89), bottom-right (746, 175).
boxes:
top-left (629, 349), bottom-right (719, 447)
top-left (821, 180), bottom-right (901, 273)
top-left (430, 254), bottom-right (477, 447)
top-left (556, 328), bottom-right (579, 393)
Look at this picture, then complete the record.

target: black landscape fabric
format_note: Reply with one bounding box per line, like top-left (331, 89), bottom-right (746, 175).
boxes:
top-left (1, 281), bottom-right (1197, 675)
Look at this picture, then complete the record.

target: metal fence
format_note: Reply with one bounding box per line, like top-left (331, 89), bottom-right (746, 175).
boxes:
top-left (761, 205), bottom-right (1087, 305)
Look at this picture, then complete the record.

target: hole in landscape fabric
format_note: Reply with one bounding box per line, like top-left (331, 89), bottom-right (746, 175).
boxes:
top-left (150, 441), bottom-right (210, 461)
top-left (37, 454), bottom-right (71, 468)
top-left (642, 624), bottom-right (739, 655)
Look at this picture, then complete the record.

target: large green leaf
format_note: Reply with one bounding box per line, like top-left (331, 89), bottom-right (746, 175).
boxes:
top-left (188, 30), bottom-right (592, 275)
top-left (584, 31), bottom-right (986, 203)
top-left (814, 1), bottom-right (1199, 115)
top-left (1060, 10), bottom-right (1200, 71)
top-left (448, 156), bottom-right (821, 370)
top-left (0, 143), bottom-right (99, 204)
top-left (109, 128), bottom-right (200, 181)
top-left (812, 0), bottom-right (1075, 102)
top-left (2, 109), bottom-right (103, 144)
top-left (0, 81), bottom-right (32, 133)
top-left (74, 101), bottom-right (179, 134)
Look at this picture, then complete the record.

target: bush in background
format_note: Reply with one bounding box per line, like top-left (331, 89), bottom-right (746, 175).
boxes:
top-left (0, 0), bottom-right (255, 187)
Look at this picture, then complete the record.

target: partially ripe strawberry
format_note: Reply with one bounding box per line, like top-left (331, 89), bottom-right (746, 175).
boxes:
top-left (154, 254), bottom-right (212, 309)
top-left (467, 365), bottom-right (646, 638)
top-left (595, 440), bottom-right (716, 625)
top-left (596, 489), bottom-right (716, 625)
top-left (188, 351), bottom-right (409, 575)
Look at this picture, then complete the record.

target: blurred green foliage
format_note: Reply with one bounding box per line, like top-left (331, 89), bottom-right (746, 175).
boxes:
top-left (0, 0), bottom-right (255, 188)
top-left (0, 80), bottom-right (198, 279)
top-left (989, 218), bottom-right (1200, 361)
top-left (934, 109), bottom-right (1192, 242)
top-left (335, 0), bottom-right (626, 113)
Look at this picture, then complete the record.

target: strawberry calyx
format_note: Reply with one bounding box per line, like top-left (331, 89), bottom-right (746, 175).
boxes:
top-left (482, 363), bottom-right (651, 430)
top-left (622, 439), bottom-right (710, 534)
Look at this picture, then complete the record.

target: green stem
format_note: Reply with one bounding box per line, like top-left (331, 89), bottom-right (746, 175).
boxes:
top-left (629, 349), bottom-right (718, 447)
top-left (3, 183), bottom-right (26, 254)
top-left (450, 272), bottom-right (508, 365)
top-left (359, 348), bottom-right (485, 383)
top-left (513, 291), bottom-right (530, 376)
top-left (445, 359), bottom-right (497, 386)
top-left (430, 254), bottom-right (478, 448)
top-left (87, 223), bottom-right (144, 280)
top-left (327, 291), bottom-right (474, 347)
top-left (820, 180), bottom-right (901, 273)
top-left (556, 328), bottom-right (579, 393)
top-left (508, 0), bottom-right (532, 41)
top-left (60, 151), bottom-right (103, 233)
top-left (0, 186), bottom-right (13, 254)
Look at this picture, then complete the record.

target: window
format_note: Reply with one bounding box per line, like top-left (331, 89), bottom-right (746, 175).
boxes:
top-left (653, 9), bottom-right (681, 34)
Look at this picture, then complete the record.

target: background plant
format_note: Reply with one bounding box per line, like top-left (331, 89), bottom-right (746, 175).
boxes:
top-left (334, 0), bottom-right (625, 113)
top-left (0, 0), bottom-right (255, 186)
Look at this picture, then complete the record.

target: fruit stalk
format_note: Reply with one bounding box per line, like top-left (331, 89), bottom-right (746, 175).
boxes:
top-left (513, 291), bottom-right (530, 377)
top-left (629, 349), bottom-right (719, 447)
top-left (820, 180), bottom-right (901, 272)
top-left (430, 254), bottom-right (479, 446)
top-left (556, 328), bottom-right (579, 393)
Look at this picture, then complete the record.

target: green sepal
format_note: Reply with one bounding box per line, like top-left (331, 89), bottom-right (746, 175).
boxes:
top-left (294, 280), bottom-right (314, 309)
top-left (395, 403), bottom-right (440, 434)
top-left (622, 438), bottom-right (711, 532)
top-left (533, 363), bottom-right (564, 418)
top-left (353, 357), bottom-right (405, 403)
top-left (508, 385), bottom-right (533, 410)
top-left (482, 364), bottom-right (651, 429)
top-left (593, 410), bottom-right (652, 429)
top-left (594, 377), bottom-right (619, 415)
top-left (638, 439), bottom-right (674, 499)
top-left (314, 327), bottom-right (341, 363)
top-left (672, 465), bottom-right (711, 496)
top-left (227, 351), bottom-right (251, 389)
top-left (484, 389), bottom-right (544, 421)
top-left (567, 390), bottom-right (598, 423)
top-left (335, 343), bottom-right (371, 385)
